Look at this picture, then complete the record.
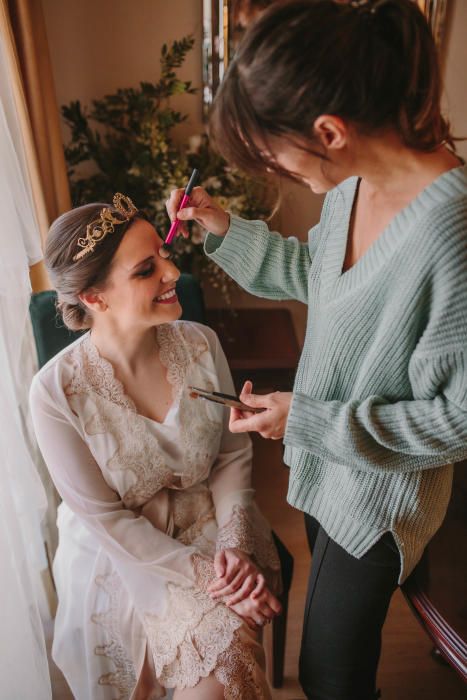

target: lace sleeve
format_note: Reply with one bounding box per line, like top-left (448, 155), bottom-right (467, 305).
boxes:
top-left (207, 331), bottom-right (256, 518)
top-left (216, 503), bottom-right (282, 593)
top-left (203, 330), bottom-right (282, 593)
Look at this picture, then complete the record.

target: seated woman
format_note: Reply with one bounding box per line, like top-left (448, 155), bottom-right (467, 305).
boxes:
top-left (29, 194), bottom-right (282, 700)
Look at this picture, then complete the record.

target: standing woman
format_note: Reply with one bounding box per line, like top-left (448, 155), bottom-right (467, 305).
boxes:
top-left (166, 1), bottom-right (467, 698)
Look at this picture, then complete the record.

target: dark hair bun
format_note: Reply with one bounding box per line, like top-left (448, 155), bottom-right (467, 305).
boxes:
top-left (56, 299), bottom-right (89, 332)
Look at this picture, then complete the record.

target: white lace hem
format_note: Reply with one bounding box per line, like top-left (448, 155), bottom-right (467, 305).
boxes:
top-left (144, 555), bottom-right (243, 688)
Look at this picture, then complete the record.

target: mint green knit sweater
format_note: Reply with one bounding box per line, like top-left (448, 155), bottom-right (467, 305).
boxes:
top-left (205, 165), bottom-right (467, 582)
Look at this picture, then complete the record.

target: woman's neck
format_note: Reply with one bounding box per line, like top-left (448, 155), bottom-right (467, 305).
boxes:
top-left (347, 132), bottom-right (462, 200)
top-left (89, 322), bottom-right (158, 375)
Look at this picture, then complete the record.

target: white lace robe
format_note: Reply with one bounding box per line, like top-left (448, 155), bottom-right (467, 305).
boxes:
top-left (30, 321), bottom-right (281, 700)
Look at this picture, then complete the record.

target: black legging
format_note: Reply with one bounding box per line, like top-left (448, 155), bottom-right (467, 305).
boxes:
top-left (299, 515), bottom-right (400, 700)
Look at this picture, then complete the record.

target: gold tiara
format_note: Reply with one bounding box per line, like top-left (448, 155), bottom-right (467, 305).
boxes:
top-left (73, 193), bottom-right (139, 261)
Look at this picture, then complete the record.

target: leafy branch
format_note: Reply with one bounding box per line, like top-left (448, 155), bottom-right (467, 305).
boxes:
top-left (61, 35), bottom-right (272, 292)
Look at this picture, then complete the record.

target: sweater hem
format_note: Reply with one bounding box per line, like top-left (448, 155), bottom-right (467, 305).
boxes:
top-left (287, 477), bottom-right (414, 584)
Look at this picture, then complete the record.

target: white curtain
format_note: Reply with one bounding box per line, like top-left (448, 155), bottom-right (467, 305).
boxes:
top-left (0, 30), bottom-right (52, 700)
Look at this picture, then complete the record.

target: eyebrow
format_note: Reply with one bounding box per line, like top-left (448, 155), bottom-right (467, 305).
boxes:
top-left (130, 255), bottom-right (155, 271)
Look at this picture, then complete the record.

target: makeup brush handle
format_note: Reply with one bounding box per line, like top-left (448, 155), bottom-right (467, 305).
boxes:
top-left (165, 192), bottom-right (191, 245)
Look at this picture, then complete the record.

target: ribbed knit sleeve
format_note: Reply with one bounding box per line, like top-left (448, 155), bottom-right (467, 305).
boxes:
top-left (285, 197), bottom-right (467, 474)
top-left (284, 369), bottom-right (467, 474)
top-left (204, 213), bottom-right (315, 303)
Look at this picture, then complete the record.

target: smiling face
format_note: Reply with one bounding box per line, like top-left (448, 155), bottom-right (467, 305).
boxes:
top-left (80, 218), bottom-right (182, 331)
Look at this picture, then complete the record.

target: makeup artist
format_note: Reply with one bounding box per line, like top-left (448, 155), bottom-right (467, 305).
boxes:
top-left (165, 1), bottom-right (467, 698)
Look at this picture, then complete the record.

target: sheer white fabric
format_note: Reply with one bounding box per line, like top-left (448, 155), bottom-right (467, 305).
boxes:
top-left (30, 321), bottom-right (280, 699)
top-left (0, 31), bottom-right (52, 700)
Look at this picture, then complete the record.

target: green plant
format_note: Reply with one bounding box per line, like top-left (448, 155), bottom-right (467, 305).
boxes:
top-left (61, 36), bottom-right (272, 298)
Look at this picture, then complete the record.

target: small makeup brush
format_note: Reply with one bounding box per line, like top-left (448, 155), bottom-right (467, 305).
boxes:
top-left (160, 168), bottom-right (200, 258)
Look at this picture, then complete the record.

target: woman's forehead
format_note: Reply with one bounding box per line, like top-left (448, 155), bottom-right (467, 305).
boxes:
top-left (114, 219), bottom-right (162, 268)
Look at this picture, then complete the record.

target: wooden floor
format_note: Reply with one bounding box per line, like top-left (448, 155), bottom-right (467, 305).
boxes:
top-left (46, 433), bottom-right (466, 699)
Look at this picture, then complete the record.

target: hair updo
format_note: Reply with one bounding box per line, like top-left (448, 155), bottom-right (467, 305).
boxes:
top-left (210, 0), bottom-right (455, 177)
top-left (45, 203), bottom-right (145, 331)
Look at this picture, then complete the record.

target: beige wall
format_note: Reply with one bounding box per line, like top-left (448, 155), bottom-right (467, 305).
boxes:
top-left (42, 0), bottom-right (467, 344)
top-left (42, 0), bottom-right (204, 143)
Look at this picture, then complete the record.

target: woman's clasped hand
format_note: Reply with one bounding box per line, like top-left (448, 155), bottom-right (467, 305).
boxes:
top-left (208, 546), bottom-right (282, 629)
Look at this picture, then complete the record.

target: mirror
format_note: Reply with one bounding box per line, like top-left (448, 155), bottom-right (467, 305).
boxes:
top-left (202, 0), bottom-right (261, 116)
top-left (202, 0), bottom-right (231, 117)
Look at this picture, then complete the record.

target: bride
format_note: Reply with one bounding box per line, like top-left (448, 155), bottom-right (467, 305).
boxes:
top-left (29, 194), bottom-right (282, 700)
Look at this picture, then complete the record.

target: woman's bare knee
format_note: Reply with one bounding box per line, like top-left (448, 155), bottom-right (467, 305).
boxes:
top-left (173, 673), bottom-right (224, 699)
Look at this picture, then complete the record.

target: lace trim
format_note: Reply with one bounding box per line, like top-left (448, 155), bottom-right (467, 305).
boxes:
top-left (64, 333), bottom-right (174, 507)
top-left (91, 572), bottom-right (137, 700)
top-left (159, 323), bottom-right (223, 485)
top-left (214, 629), bottom-right (268, 700)
top-left (171, 487), bottom-right (214, 534)
top-left (67, 333), bottom-right (135, 412)
top-left (85, 398), bottom-right (178, 507)
top-left (177, 509), bottom-right (216, 549)
top-left (64, 324), bottom-right (222, 507)
top-left (91, 562), bottom-right (266, 698)
top-left (179, 389), bottom-right (221, 485)
top-left (157, 323), bottom-right (205, 401)
top-left (216, 504), bottom-right (281, 573)
top-left (144, 554), bottom-right (243, 688)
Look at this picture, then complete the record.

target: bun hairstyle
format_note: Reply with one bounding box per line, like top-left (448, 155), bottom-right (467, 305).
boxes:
top-left (45, 203), bottom-right (145, 331)
top-left (210, 0), bottom-right (454, 177)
